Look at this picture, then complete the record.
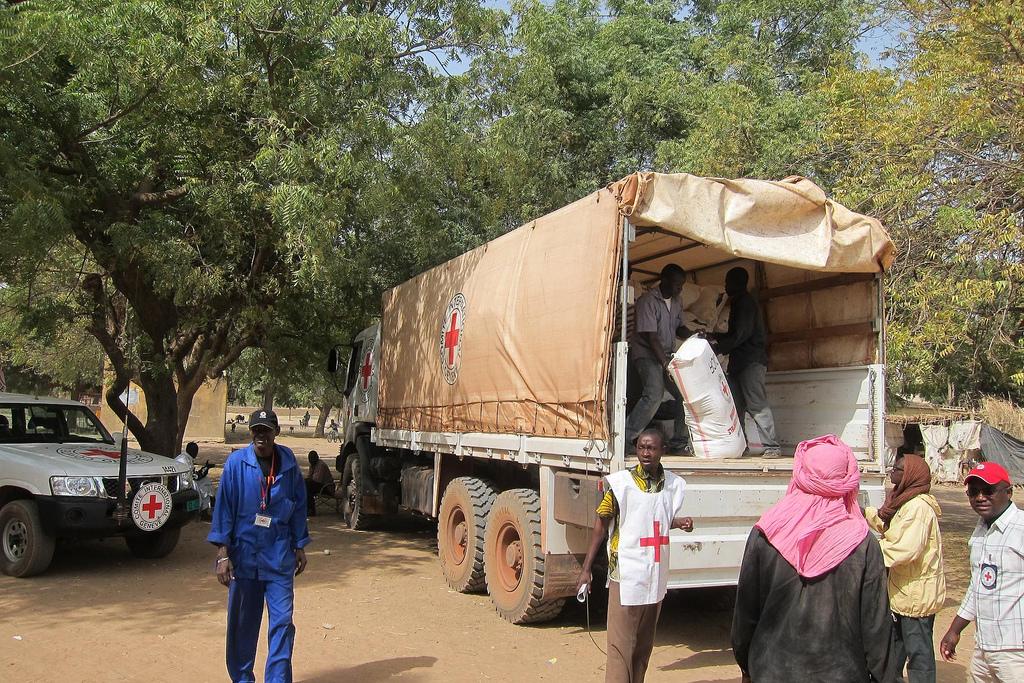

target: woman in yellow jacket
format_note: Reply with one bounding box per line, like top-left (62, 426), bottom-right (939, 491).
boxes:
top-left (866, 451), bottom-right (946, 683)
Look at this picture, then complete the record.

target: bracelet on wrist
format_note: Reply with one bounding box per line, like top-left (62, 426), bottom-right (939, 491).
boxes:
top-left (216, 557), bottom-right (230, 564)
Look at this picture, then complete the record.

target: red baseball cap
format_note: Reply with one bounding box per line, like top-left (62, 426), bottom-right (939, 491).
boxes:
top-left (965, 462), bottom-right (1012, 486)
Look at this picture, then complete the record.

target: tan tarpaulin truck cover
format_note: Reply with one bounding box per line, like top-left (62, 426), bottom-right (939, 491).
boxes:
top-left (377, 172), bottom-right (894, 440)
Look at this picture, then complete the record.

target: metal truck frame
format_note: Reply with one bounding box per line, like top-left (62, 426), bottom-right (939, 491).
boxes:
top-left (331, 173), bottom-right (892, 624)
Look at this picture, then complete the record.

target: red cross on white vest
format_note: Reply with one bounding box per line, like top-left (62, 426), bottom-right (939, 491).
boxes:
top-left (639, 520), bottom-right (670, 563)
top-left (359, 351), bottom-right (373, 390)
top-left (443, 311), bottom-right (461, 366)
top-left (141, 494), bottom-right (163, 519)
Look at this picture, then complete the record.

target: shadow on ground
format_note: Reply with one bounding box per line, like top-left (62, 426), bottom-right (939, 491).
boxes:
top-left (301, 656), bottom-right (438, 682)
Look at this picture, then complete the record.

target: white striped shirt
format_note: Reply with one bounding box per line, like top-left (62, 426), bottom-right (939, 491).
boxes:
top-left (957, 502), bottom-right (1024, 651)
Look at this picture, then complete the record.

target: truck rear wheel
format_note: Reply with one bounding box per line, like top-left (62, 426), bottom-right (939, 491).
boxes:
top-left (0, 500), bottom-right (56, 577)
top-left (125, 526), bottom-right (181, 559)
top-left (438, 476), bottom-right (496, 593)
top-left (483, 488), bottom-right (565, 624)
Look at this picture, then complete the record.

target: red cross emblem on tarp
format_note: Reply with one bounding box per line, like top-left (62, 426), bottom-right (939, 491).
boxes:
top-left (639, 520), bottom-right (670, 563)
top-left (80, 448), bottom-right (121, 459)
top-left (439, 293), bottom-right (467, 385)
top-left (443, 312), bottom-right (461, 366)
top-left (359, 351), bottom-right (373, 391)
top-left (141, 494), bottom-right (163, 519)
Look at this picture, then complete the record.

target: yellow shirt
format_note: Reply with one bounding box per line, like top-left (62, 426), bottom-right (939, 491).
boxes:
top-left (596, 463), bottom-right (665, 581)
top-left (866, 494), bottom-right (947, 617)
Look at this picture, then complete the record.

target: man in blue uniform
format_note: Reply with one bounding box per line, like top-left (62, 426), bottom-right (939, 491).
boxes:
top-left (209, 409), bottom-right (310, 683)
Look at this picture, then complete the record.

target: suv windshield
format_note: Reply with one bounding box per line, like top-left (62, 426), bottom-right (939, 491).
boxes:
top-left (0, 403), bottom-right (115, 445)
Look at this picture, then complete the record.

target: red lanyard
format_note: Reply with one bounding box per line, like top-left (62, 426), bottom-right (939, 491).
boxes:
top-left (259, 452), bottom-right (277, 512)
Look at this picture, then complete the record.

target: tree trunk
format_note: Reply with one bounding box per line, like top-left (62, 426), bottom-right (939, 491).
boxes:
top-left (315, 396), bottom-right (333, 438)
top-left (262, 382), bottom-right (274, 411)
top-left (135, 369), bottom-right (178, 457)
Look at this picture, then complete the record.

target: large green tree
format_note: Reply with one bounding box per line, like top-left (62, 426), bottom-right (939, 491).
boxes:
top-left (0, 0), bottom-right (501, 454)
top-left (819, 0), bottom-right (1024, 404)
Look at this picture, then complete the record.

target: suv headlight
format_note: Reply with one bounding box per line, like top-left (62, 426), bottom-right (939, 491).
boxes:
top-left (51, 476), bottom-right (103, 497)
top-left (177, 468), bottom-right (194, 490)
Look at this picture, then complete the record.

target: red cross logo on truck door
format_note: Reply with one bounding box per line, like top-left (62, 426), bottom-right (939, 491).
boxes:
top-left (359, 349), bottom-right (374, 402)
top-left (439, 293), bottom-right (467, 385)
top-left (639, 520), bottom-right (670, 563)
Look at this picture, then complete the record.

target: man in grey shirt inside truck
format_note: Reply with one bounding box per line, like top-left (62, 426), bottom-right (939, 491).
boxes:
top-left (711, 267), bottom-right (780, 458)
top-left (625, 263), bottom-right (691, 453)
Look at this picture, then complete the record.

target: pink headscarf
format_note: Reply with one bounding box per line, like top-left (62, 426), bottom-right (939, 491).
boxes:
top-left (755, 434), bottom-right (869, 579)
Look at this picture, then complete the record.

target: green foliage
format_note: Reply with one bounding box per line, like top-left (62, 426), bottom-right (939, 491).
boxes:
top-left (0, 0), bottom-right (504, 453)
top-left (819, 0), bottom-right (1024, 404)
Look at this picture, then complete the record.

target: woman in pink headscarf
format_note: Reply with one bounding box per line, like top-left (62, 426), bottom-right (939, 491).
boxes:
top-left (731, 435), bottom-right (898, 683)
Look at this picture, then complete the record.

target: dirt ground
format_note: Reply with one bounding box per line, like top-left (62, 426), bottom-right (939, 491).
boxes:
top-left (0, 435), bottom-right (982, 682)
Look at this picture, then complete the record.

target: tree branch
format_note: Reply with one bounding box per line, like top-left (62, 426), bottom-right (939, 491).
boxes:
top-left (77, 67), bottom-right (172, 140)
top-left (130, 184), bottom-right (188, 208)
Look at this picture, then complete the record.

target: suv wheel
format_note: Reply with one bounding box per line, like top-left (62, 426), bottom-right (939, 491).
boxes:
top-left (0, 500), bottom-right (56, 577)
top-left (125, 526), bottom-right (181, 559)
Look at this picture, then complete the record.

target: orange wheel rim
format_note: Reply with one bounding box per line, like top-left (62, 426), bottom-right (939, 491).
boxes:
top-left (445, 507), bottom-right (468, 566)
top-left (495, 520), bottom-right (523, 592)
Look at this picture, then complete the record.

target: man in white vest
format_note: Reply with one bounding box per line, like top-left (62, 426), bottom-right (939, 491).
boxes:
top-left (577, 427), bottom-right (693, 682)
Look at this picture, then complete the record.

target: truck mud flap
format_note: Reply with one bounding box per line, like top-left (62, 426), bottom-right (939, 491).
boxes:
top-left (541, 552), bottom-right (585, 600)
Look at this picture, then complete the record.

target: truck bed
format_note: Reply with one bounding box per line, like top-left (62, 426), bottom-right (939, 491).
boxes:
top-left (661, 453), bottom-right (797, 472)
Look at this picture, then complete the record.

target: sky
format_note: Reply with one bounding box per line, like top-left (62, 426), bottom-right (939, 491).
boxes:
top-left (422, 2), bottom-right (904, 75)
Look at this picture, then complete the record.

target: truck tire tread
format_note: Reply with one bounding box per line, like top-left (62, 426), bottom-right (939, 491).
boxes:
top-left (484, 488), bottom-right (565, 624)
top-left (438, 476), bottom-right (496, 593)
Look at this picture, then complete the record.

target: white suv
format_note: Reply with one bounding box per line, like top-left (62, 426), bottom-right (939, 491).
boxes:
top-left (0, 393), bottom-right (200, 577)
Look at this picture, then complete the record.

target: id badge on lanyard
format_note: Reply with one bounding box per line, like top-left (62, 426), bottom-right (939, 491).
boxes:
top-left (256, 452), bottom-right (277, 527)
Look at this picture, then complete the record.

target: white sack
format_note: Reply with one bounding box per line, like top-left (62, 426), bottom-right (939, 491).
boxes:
top-left (679, 282), bottom-right (702, 309)
top-left (667, 337), bottom-right (747, 459)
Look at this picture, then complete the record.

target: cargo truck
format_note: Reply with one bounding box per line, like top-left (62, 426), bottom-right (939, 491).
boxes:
top-left (328, 172), bottom-right (896, 624)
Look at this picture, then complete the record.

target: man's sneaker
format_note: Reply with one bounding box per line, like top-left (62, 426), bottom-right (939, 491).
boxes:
top-left (762, 447), bottom-right (782, 459)
top-left (667, 441), bottom-right (690, 455)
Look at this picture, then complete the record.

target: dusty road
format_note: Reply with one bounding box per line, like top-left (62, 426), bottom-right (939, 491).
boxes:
top-left (0, 436), bottom-right (981, 682)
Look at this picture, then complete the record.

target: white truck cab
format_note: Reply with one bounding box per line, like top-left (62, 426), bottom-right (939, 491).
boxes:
top-left (0, 393), bottom-right (200, 577)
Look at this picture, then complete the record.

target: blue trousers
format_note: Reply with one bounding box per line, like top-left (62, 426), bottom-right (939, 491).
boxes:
top-left (227, 577), bottom-right (295, 683)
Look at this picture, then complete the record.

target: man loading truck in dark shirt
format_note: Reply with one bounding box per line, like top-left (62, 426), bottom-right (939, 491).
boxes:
top-left (711, 267), bottom-right (780, 458)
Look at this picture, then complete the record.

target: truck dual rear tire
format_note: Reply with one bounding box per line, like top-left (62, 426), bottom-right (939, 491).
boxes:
top-left (438, 476), bottom-right (496, 593)
top-left (0, 500), bottom-right (56, 577)
top-left (483, 488), bottom-right (565, 624)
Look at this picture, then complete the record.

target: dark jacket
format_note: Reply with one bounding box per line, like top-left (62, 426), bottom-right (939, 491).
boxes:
top-left (716, 290), bottom-right (768, 374)
top-left (731, 529), bottom-right (897, 683)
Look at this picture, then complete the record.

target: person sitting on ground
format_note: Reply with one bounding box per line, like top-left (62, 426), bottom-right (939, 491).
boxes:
top-left (731, 434), bottom-right (897, 683)
top-left (865, 449), bottom-right (946, 683)
top-left (305, 450), bottom-right (335, 516)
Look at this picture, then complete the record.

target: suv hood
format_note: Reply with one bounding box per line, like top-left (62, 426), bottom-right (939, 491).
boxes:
top-left (0, 442), bottom-right (188, 477)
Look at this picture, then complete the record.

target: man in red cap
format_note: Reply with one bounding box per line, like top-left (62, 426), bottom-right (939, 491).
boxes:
top-left (940, 461), bottom-right (1023, 682)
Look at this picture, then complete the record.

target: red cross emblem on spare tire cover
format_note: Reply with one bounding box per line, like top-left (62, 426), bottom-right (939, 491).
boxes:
top-left (131, 482), bottom-right (172, 531)
top-left (439, 293), bottom-right (467, 385)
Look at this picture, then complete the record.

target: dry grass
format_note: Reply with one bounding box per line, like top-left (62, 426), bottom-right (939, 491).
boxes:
top-left (980, 396), bottom-right (1024, 441)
